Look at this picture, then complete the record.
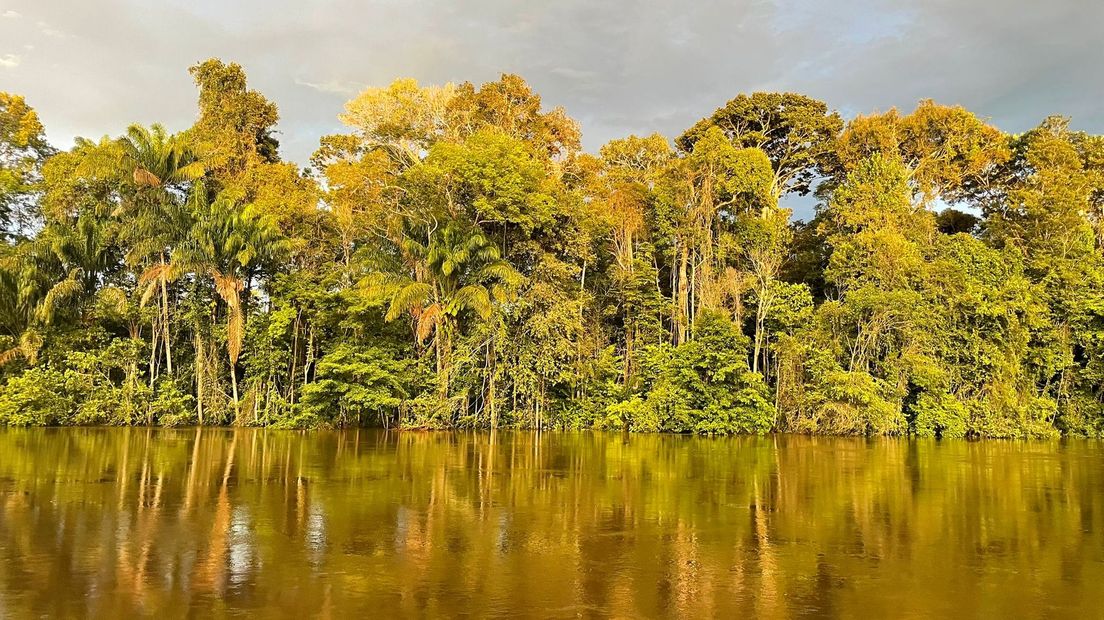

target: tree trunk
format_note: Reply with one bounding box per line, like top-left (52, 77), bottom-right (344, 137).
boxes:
top-left (753, 303), bottom-right (766, 374)
top-left (623, 315), bottom-right (634, 385)
top-left (303, 324), bottom-right (314, 385)
top-left (288, 312), bottom-right (301, 404)
top-left (436, 321), bottom-right (451, 402)
top-left (676, 242), bottom-right (690, 345)
top-left (161, 267), bottom-right (173, 376)
top-left (230, 363), bottom-right (240, 414)
top-left (488, 340), bottom-right (498, 430)
top-left (194, 326), bottom-right (205, 425)
top-left (149, 317), bottom-right (159, 387)
top-left (689, 252), bottom-right (697, 336)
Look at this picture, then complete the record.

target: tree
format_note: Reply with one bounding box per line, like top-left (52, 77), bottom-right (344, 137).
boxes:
top-left (983, 118), bottom-right (1104, 434)
top-left (6, 62), bottom-right (1104, 438)
top-left (0, 93), bottom-right (54, 240)
top-left (188, 59), bottom-right (280, 182)
top-left (360, 220), bottom-right (520, 414)
top-left (114, 124), bottom-right (204, 380)
top-left (177, 190), bottom-right (287, 419)
top-left (835, 100), bottom-right (1010, 204)
top-left (338, 78), bottom-right (456, 168)
top-left (676, 92), bottom-right (843, 199)
top-left (447, 74), bottom-right (581, 161)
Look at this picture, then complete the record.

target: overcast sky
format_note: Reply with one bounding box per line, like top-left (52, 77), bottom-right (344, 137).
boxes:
top-left (2, 0), bottom-right (1103, 174)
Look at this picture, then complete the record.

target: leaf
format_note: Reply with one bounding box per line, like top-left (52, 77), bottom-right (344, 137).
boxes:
top-left (452, 285), bottom-right (492, 319)
top-left (38, 271), bottom-right (83, 324)
top-left (133, 166), bottom-right (162, 187)
top-left (97, 287), bottom-right (129, 317)
top-left (416, 303), bottom-right (441, 343)
top-left (386, 282), bottom-right (433, 321)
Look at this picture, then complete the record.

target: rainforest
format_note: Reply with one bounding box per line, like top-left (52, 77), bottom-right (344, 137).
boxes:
top-left (2, 59), bottom-right (1103, 437)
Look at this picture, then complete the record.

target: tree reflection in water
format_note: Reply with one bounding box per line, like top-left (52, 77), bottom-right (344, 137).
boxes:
top-left (0, 428), bottom-right (1102, 617)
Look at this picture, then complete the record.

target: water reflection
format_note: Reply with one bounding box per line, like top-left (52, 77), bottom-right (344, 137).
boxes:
top-left (0, 429), bottom-right (1102, 617)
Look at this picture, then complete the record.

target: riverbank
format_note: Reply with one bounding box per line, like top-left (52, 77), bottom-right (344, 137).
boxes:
top-left (0, 416), bottom-right (1078, 439)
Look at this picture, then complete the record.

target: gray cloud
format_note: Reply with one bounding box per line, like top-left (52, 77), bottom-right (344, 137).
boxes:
top-left (1, 0), bottom-right (1102, 174)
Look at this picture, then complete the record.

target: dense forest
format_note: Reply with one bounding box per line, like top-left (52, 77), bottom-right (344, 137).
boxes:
top-left (2, 59), bottom-right (1103, 437)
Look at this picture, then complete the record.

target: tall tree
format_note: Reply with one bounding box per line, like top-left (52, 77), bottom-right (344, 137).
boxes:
top-left (676, 92), bottom-right (843, 199)
top-left (361, 220), bottom-right (520, 411)
top-left (0, 93), bottom-right (54, 240)
top-left (188, 59), bottom-right (280, 183)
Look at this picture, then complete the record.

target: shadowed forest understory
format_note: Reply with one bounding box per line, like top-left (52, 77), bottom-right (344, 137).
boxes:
top-left (3, 60), bottom-right (1104, 436)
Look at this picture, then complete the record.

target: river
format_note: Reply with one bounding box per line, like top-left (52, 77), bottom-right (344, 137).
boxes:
top-left (0, 428), bottom-right (1101, 617)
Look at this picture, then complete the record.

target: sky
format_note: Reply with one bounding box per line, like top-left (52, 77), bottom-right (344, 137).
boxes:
top-left (2, 0), bottom-right (1103, 181)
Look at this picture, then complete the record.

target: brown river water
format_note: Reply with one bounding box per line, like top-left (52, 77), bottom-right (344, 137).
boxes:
top-left (0, 428), bottom-right (1102, 618)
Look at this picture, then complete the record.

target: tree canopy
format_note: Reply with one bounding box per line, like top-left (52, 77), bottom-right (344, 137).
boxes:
top-left (2, 60), bottom-right (1103, 438)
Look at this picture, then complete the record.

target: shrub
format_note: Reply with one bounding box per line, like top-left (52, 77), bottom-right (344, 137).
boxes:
top-left (0, 367), bottom-right (74, 426)
top-left (612, 311), bottom-right (775, 435)
top-left (910, 392), bottom-right (968, 438)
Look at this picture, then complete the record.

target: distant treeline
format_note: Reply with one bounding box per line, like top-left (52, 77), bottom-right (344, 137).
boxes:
top-left (2, 60), bottom-right (1102, 436)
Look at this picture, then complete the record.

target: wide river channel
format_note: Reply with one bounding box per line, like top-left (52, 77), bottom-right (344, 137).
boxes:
top-left (0, 428), bottom-right (1101, 617)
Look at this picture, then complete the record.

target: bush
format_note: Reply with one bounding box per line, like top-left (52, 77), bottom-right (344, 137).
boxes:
top-left (1054, 395), bottom-right (1104, 437)
top-left (909, 392), bottom-right (968, 438)
top-left (611, 311), bottom-right (775, 435)
top-left (151, 379), bottom-right (197, 426)
top-left (967, 390), bottom-right (1059, 439)
top-left (598, 397), bottom-right (633, 431)
top-left (0, 367), bottom-right (73, 426)
top-left (298, 343), bottom-right (416, 427)
top-left (805, 370), bottom-right (905, 435)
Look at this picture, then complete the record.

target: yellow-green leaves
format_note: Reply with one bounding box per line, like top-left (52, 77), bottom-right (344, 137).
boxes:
top-left (189, 59), bottom-right (280, 180)
top-left (689, 126), bottom-right (774, 214)
top-left (0, 93), bottom-right (53, 237)
top-left (837, 100), bottom-right (1010, 205)
top-left (677, 92), bottom-right (843, 198)
top-left (340, 78), bottom-right (456, 163)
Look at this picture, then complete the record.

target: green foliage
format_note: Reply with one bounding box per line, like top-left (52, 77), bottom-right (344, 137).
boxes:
top-left (610, 312), bottom-right (774, 435)
top-left (677, 92), bottom-right (843, 198)
top-left (149, 378), bottom-right (196, 426)
top-left (4, 61), bottom-right (1104, 438)
top-left (0, 337), bottom-right (198, 427)
top-left (299, 343), bottom-right (419, 428)
top-left (793, 358), bottom-right (906, 436)
top-left (0, 367), bottom-right (71, 425)
top-left (909, 392), bottom-right (968, 438)
top-left (413, 129), bottom-right (556, 233)
top-left (0, 93), bottom-right (54, 239)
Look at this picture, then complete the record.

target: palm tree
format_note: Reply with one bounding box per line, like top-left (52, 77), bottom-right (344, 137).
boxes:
top-left (111, 124), bottom-right (204, 380)
top-left (0, 247), bottom-right (48, 366)
top-left (0, 209), bottom-right (121, 367)
top-left (34, 213), bottom-right (119, 323)
top-left (362, 220), bottom-right (521, 402)
top-left (176, 190), bottom-right (286, 419)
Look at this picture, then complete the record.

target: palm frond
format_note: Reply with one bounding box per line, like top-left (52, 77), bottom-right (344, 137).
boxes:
top-left (38, 271), bottom-right (84, 324)
top-left (0, 329), bottom-right (44, 366)
top-left (0, 346), bottom-right (22, 367)
top-left (211, 270), bottom-right (245, 364)
top-left (451, 284), bottom-right (492, 319)
top-left (96, 287), bottom-right (129, 317)
top-left (211, 270), bottom-right (243, 308)
top-left (133, 167), bottom-right (162, 187)
top-left (479, 261), bottom-right (525, 287)
top-left (416, 303), bottom-right (441, 343)
top-left (176, 160), bottom-right (206, 181)
top-left (386, 282), bottom-right (433, 321)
